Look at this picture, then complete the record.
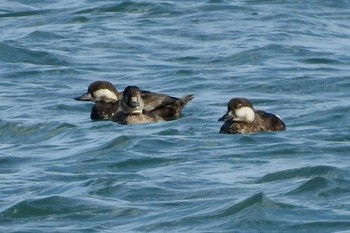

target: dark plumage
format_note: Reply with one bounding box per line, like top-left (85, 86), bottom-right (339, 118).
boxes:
top-left (219, 98), bottom-right (286, 134)
top-left (90, 102), bottom-right (119, 120)
top-left (112, 86), bottom-right (164, 125)
top-left (75, 81), bottom-right (194, 121)
top-left (142, 92), bottom-right (194, 120)
top-left (75, 81), bottom-right (120, 120)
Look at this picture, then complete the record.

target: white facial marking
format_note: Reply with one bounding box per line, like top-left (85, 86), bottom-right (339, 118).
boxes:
top-left (94, 89), bottom-right (118, 101)
top-left (121, 95), bottom-right (143, 113)
top-left (234, 106), bottom-right (255, 122)
top-left (131, 96), bottom-right (138, 103)
top-left (228, 111), bottom-right (235, 119)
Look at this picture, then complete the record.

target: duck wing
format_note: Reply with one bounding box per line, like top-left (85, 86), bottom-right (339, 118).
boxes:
top-left (256, 110), bottom-right (286, 131)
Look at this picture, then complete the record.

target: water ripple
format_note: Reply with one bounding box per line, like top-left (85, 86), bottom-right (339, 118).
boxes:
top-left (1, 0), bottom-right (350, 232)
top-left (256, 165), bottom-right (347, 183)
top-left (213, 192), bottom-right (295, 218)
top-left (0, 120), bottom-right (76, 144)
top-left (0, 42), bottom-right (70, 66)
top-left (287, 176), bottom-right (350, 197)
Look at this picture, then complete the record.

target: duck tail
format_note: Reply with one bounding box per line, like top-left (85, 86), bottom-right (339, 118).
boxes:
top-left (180, 94), bottom-right (194, 106)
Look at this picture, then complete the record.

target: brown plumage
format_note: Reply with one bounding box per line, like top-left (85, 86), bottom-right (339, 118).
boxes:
top-left (75, 81), bottom-right (194, 121)
top-left (112, 86), bottom-right (165, 125)
top-left (219, 98), bottom-right (286, 134)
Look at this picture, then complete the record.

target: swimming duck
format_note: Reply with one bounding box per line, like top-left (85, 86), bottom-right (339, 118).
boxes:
top-left (74, 81), bottom-right (120, 120)
top-left (219, 98), bottom-right (286, 134)
top-left (75, 81), bottom-right (194, 121)
top-left (112, 86), bottom-right (165, 124)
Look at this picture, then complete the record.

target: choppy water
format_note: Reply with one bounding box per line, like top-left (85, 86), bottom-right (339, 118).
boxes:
top-left (1, 0), bottom-right (350, 232)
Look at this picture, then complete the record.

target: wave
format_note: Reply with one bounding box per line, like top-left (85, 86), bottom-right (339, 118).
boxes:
top-left (0, 120), bottom-right (76, 145)
top-left (255, 165), bottom-right (347, 183)
top-left (0, 42), bottom-right (70, 66)
top-left (0, 195), bottom-right (138, 219)
top-left (74, 2), bottom-right (181, 17)
top-left (287, 176), bottom-right (350, 197)
top-left (0, 9), bottom-right (47, 19)
top-left (139, 192), bottom-right (299, 231)
top-left (212, 192), bottom-right (294, 218)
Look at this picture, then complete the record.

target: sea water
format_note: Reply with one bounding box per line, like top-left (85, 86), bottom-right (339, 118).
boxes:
top-left (1, 1), bottom-right (350, 232)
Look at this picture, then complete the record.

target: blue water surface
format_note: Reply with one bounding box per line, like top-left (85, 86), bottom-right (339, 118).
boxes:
top-left (1, 0), bottom-right (350, 232)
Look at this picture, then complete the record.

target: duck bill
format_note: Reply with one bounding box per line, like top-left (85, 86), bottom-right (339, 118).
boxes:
top-left (74, 92), bottom-right (93, 101)
top-left (128, 102), bottom-right (142, 113)
top-left (218, 112), bottom-right (228, 121)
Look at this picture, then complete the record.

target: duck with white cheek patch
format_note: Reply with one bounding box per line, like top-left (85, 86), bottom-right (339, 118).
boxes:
top-left (112, 86), bottom-right (165, 125)
top-left (219, 98), bottom-right (286, 134)
top-left (74, 81), bottom-right (121, 120)
top-left (75, 81), bottom-right (194, 121)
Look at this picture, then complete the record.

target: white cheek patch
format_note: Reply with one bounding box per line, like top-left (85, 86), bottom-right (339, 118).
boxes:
top-left (228, 111), bottom-right (235, 119)
top-left (94, 89), bottom-right (118, 101)
top-left (235, 106), bottom-right (255, 122)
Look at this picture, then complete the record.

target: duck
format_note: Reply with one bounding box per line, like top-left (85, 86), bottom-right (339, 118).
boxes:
top-left (75, 81), bottom-right (194, 121)
top-left (218, 98), bottom-right (286, 134)
top-left (74, 81), bottom-right (120, 120)
top-left (112, 86), bottom-right (165, 124)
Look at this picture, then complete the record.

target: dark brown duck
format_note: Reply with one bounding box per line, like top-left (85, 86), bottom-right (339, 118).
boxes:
top-left (219, 98), bottom-right (286, 134)
top-left (75, 80), bottom-right (194, 121)
top-left (112, 86), bottom-right (164, 125)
